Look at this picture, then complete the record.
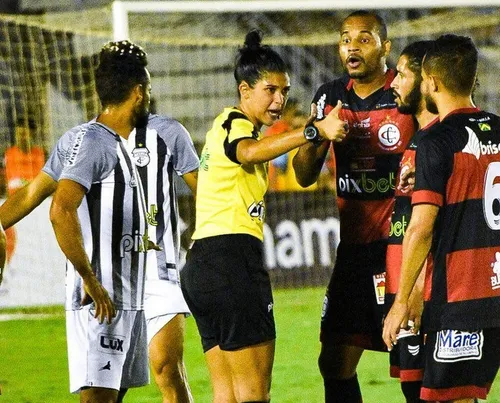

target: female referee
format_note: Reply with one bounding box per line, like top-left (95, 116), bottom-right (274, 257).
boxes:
top-left (181, 29), bottom-right (346, 403)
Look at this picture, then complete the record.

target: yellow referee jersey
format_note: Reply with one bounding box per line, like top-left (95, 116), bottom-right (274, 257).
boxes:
top-left (193, 107), bottom-right (268, 241)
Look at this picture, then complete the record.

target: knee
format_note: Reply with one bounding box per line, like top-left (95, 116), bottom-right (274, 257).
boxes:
top-left (318, 345), bottom-right (359, 380)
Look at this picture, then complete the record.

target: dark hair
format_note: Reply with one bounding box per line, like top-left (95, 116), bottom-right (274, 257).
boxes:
top-left (422, 34), bottom-right (478, 96)
top-left (401, 40), bottom-right (434, 76)
top-left (234, 29), bottom-right (288, 90)
top-left (343, 10), bottom-right (388, 41)
top-left (95, 40), bottom-right (149, 107)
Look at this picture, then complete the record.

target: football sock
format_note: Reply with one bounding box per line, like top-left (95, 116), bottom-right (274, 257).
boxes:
top-left (324, 373), bottom-right (362, 403)
top-left (400, 381), bottom-right (424, 403)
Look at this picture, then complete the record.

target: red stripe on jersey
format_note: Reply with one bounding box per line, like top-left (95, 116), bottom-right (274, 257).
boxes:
top-left (446, 248), bottom-right (500, 302)
top-left (446, 153), bottom-right (484, 204)
top-left (412, 190), bottom-right (443, 207)
top-left (386, 243), bottom-right (402, 294)
top-left (337, 197), bottom-right (394, 244)
top-left (399, 368), bottom-right (424, 382)
top-left (421, 385), bottom-right (488, 401)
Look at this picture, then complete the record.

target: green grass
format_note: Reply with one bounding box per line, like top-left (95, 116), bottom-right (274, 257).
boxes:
top-left (0, 288), bottom-right (499, 402)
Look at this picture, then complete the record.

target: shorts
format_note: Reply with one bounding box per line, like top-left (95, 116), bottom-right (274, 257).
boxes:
top-left (146, 313), bottom-right (179, 344)
top-left (421, 328), bottom-right (500, 401)
top-left (66, 307), bottom-right (149, 393)
top-left (320, 241), bottom-right (387, 351)
top-left (389, 327), bottom-right (424, 382)
top-left (144, 282), bottom-right (190, 344)
top-left (181, 234), bottom-right (276, 352)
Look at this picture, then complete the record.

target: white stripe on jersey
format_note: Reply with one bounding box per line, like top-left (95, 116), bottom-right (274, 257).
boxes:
top-left (129, 127), bottom-right (180, 283)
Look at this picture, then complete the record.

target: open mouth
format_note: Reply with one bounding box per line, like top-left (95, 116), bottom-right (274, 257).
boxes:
top-left (268, 109), bottom-right (282, 119)
top-left (347, 55), bottom-right (363, 69)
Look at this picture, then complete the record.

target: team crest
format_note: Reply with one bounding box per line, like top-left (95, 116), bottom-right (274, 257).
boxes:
top-left (132, 146), bottom-right (150, 167)
top-left (378, 122), bottom-right (401, 150)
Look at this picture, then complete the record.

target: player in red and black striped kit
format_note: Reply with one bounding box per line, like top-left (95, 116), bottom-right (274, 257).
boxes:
top-left (293, 10), bottom-right (415, 403)
top-left (383, 34), bottom-right (500, 403)
top-left (385, 40), bottom-right (438, 403)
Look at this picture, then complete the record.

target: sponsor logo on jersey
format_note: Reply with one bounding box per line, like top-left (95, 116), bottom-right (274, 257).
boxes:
top-left (378, 123), bottom-right (401, 150)
top-left (99, 334), bottom-right (125, 355)
top-left (491, 251), bottom-right (500, 290)
top-left (316, 94), bottom-right (327, 119)
top-left (389, 215), bottom-right (408, 237)
top-left (120, 231), bottom-right (146, 257)
top-left (479, 123), bottom-right (491, 131)
top-left (337, 172), bottom-right (396, 194)
top-left (66, 127), bottom-right (87, 166)
top-left (480, 140), bottom-right (500, 155)
top-left (434, 329), bottom-right (483, 362)
top-left (408, 344), bottom-right (420, 356)
top-left (147, 204), bottom-right (158, 226)
top-left (353, 117), bottom-right (371, 129)
top-left (132, 146), bottom-right (150, 167)
top-left (247, 200), bottom-right (265, 222)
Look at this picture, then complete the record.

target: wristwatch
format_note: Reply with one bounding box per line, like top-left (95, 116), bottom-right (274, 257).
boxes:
top-left (303, 123), bottom-right (324, 145)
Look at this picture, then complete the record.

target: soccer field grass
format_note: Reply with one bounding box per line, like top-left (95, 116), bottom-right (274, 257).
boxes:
top-left (0, 287), bottom-right (498, 402)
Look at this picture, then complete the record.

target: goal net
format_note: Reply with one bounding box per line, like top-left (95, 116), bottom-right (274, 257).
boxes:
top-left (0, 2), bottom-right (498, 305)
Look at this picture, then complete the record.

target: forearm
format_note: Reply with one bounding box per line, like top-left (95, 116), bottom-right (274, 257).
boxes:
top-left (396, 224), bottom-right (433, 304)
top-left (239, 128), bottom-right (307, 164)
top-left (0, 173), bottom-right (56, 229)
top-left (50, 203), bottom-right (95, 282)
top-left (292, 141), bottom-right (330, 187)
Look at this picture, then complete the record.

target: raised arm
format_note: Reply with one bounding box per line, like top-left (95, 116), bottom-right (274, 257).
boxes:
top-left (50, 179), bottom-right (116, 324)
top-left (293, 100), bottom-right (346, 187)
top-left (0, 171), bottom-right (57, 229)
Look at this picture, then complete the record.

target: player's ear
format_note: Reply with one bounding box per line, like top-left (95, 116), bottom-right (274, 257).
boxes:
top-left (382, 40), bottom-right (391, 57)
top-left (133, 84), bottom-right (144, 103)
top-left (239, 81), bottom-right (251, 100)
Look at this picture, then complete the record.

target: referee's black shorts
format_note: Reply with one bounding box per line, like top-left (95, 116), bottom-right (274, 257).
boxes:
top-left (181, 233), bottom-right (276, 352)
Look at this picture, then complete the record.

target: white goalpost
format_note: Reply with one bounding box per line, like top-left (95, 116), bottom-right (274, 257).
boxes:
top-left (112, 0), bottom-right (500, 40)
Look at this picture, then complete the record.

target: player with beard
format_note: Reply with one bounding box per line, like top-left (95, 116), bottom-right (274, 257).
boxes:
top-left (0, 41), bottom-right (199, 403)
top-left (293, 10), bottom-right (416, 402)
top-left (385, 40), bottom-right (437, 403)
top-left (383, 34), bottom-right (500, 403)
top-left (49, 40), bottom-right (151, 401)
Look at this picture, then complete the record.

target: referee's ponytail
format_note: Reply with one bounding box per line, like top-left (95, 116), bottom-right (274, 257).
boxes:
top-left (234, 29), bottom-right (288, 92)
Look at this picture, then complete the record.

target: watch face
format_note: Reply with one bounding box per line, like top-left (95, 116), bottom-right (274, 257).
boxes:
top-left (304, 125), bottom-right (318, 140)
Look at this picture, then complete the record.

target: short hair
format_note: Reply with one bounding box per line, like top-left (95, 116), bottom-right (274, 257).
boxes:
top-left (401, 40), bottom-right (434, 76)
top-left (422, 34), bottom-right (478, 96)
top-left (343, 10), bottom-right (388, 42)
top-left (95, 40), bottom-right (149, 107)
top-left (234, 29), bottom-right (288, 89)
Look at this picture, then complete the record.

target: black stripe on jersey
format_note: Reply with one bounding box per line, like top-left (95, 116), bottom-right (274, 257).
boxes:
top-left (156, 136), bottom-right (168, 279)
top-left (135, 126), bottom-right (148, 206)
top-left (222, 111), bottom-right (259, 164)
top-left (167, 159), bottom-right (178, 273)
top-left (437, 199), bottom-right (500, 253)
top-left (86, 184), bottom-right (102, 284)
top-left (111, 162), bottom-right (125, 304)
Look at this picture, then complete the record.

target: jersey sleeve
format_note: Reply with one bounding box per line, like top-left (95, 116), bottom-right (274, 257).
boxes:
top-left (222, 111), bottom-right (258, 164)
top-left (59, 129), bottom-right (114, 191)
top-left (169, 121), bottom-right (200, 175)
top-left (42, 128), bottom-right (80, 181)
top-left (412, 132), bottom-right (453, 207)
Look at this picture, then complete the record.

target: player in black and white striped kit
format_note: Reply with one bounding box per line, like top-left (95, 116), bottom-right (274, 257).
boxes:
top-left (49, 41), bottom-right (151, 401)
top-left (0, 41), bottom-right (199, 402)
